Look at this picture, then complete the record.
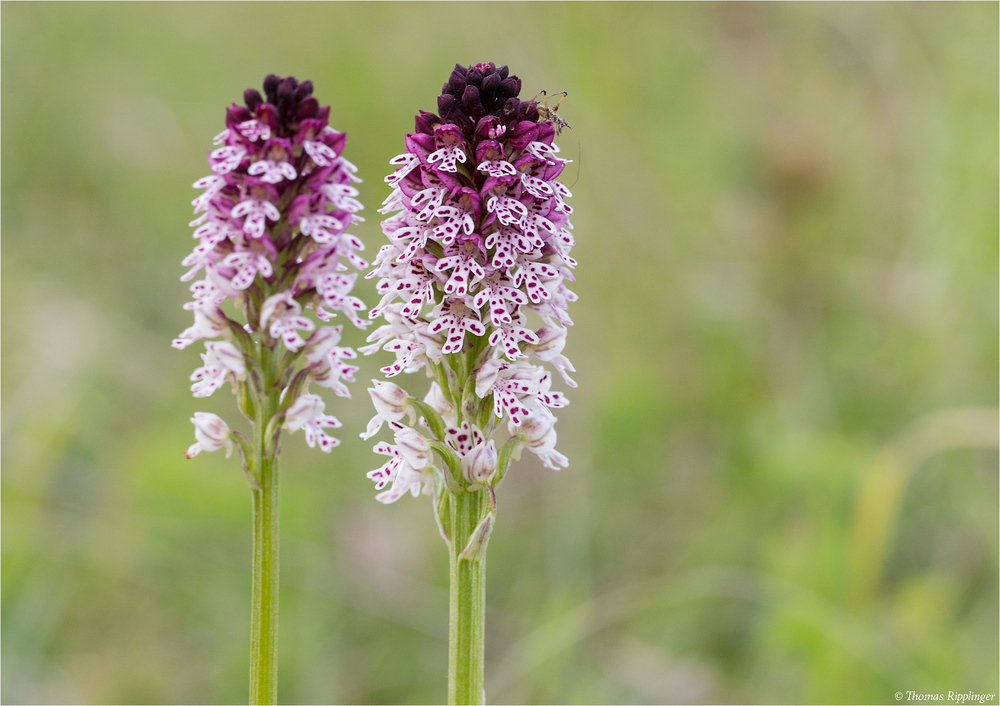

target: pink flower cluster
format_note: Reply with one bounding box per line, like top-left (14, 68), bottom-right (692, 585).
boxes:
top-left (175, 75), bottom-right (366, 456)
top-left (363, 62), bottom-right (577, 502)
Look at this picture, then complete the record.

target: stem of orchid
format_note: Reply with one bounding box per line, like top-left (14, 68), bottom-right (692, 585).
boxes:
top-left (249, 345), bottom-right (281, 705)
top-left (448, 486), bottom-right (489, 705)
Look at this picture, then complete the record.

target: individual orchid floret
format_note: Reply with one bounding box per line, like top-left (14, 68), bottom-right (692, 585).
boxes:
top-left (362, 379), bottom-right (416, 440)
top-left (185, 412), bottom-right (234, 459)
top-left (283, 392), bottom-right (343, 452)
top-left (367, 432), bottom-right (436, 504)
top-left (304, 326), bottom-right (358, 398)
top-left (260, 291), bottom-right (316, 352)
top-left (463, 437), bottom-right (498, 485)
top-left (171, 296), bottom-right (228, 350)
top-left (369, 379), bottom-right (412, 421)
top-left (393, 424), bottom-right (433, 470)
top-left (512, 408), bottom-right (568, 470)
top-left (190, 340), bottom-right (247, 398)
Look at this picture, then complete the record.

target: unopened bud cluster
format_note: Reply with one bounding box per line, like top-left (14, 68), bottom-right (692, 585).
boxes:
top-left (175, 75), bottom-right (367, 464)
top-left (361, 62), bottom-right (577, 547)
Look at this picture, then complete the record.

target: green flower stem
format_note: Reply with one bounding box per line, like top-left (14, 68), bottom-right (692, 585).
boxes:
top-left (249, 343), bottom-right (281, 705)
top-left (448, 486), bottom-right (489, 705)
top-left (249, 454), bottom-right (279, 704)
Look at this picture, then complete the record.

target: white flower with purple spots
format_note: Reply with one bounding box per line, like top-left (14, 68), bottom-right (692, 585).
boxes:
top-left (283, 392), bottom-right (342, 453)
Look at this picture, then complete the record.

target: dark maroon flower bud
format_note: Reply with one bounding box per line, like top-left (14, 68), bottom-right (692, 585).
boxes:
top-left (297, 96), bottom-right (319, 120)
top-left (244, 89), bottom-right (263, 111)
top-left (480, 73), bottom-right (501, 111)
top-left (236, 75), bottom-right (329, 137)
top-left (277, 78), bottom-right (295, 111)
top-left (461, 85), bottom-right (483, 119)
top-left (499, 77), bottom-right (520, 99)
top-left (438, 93), bottom-right (458, 118)
top-left (295, 80), bottom-right (314, 99)
top-left (448, 70), bottom-right (467, 95)
top-left (415, 110), bottom-right (439, 135)
top-left (263, 74), bottom-right (281, 101)
top-left (227, 104), bottom-right (254, 126)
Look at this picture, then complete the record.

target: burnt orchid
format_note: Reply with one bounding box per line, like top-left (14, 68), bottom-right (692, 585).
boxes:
top-left (174, 75), bottom-right (366, 704)
top-left (362, 62), bottom-right (577, 704)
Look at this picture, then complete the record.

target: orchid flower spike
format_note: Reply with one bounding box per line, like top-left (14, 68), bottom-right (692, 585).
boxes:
top-left (360, 61), bottom-right (578, 704)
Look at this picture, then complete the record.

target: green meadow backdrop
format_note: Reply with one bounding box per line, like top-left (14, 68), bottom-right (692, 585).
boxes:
top-left (2, 3), bottom-right (997, 703)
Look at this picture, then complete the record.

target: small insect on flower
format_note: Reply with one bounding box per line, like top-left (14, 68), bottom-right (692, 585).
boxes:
top-left (533, 90), bottom-right (571, 135)
top-left (534, 90), bottom-right (581, 188)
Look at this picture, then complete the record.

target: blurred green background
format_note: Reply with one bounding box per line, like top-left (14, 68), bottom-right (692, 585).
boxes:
top-left (2, 3), bottom-right (997, 704)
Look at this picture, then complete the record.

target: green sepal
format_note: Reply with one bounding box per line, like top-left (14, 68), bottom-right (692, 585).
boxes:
top-left (277, 347), bottom-right (306, 388)
top-left (262, 414), bottom-right (284, 460)
top-left (229, 431), bottom-right (261, 491)
top-left (495, 435), bottom-right (522, 484)
top-left (238, 380), bottom-right (256, 422)
top-left (243, 283), bottom-right (263, 321)
top-left (432, 364), bottom-right (454, 410)
top-left (249, 368), bottom-right (265, 398)
top-left (475, 395), bottom-right (494, 433)
top-left (410, 398), bottom-right (447, 441)
top-left (433, 477), bottom-right (452, 547)
top-left (428, 439), bottom-right (465, 492)
top-left (279, 368), bottom-right (311, 408)
top-left (226, 317), bottom-right (255, 354)
top-left (458, 511), bottom-right (494, 562)
top-left (460, 371), bottom-right (480, 423)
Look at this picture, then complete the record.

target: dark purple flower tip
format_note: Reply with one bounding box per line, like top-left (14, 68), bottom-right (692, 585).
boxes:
top-left (244, 89), bottom-right (264, 111)
top-left (243, 74), bottom-right (328, 138)
top-left (405, 132), bottom-right (436, 160)
top-left (324, 129), bottom-right (347, 156)
top-left (534, 121), bottom-right (556, 145)
top-left (447, 70), bottom-right (467, 96)
top-left (430, 62), bottom-right (536, 141)
top-left (294, 80), bottom-right (314, 100)
top-left (256, 102), bottom-right (280, 130)
top-left (297, 96), bottom-right (319, 120)
top-left (499, 77), bottom-right (520, 99)
top-left (415, 110), bottom-right (439, 135)
top-left (437, 94), bottom-right (458, 119)
top-left (263, 74), bottom-right (282, 99)
top-left (507, 120), bottom-right (540, 150)
top-left (461, 85), bottom-right (484, 119)
top-left (276, 78), bottom-right (296, 111)
top-left (227, 104), bottom-right (253, 126)
top-left (481, 72), bottom-right (501, 98)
